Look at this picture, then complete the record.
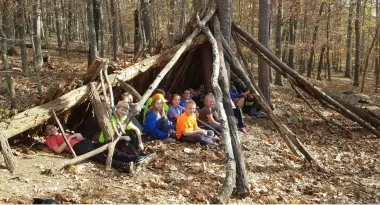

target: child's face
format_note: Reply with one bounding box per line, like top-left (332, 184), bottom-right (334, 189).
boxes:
top-left (116, 106), bottom-right (128, 117)
top-left (172, 96), bottom-right (180, 106)
top-left (45, 125), bottom-right (58, 136)
top-left (183, 90), bottom-right (191, 100)
top-left (126, 95), bottom-right (133, 104)
top-left (205, 99), bottom-right (215, 108)
top-left (154, 99), bottom-right (163, 110)
top-left (185, 104), bottom-right (196, 115)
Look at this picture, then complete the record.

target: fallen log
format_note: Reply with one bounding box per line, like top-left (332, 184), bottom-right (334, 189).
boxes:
top-left (232, 22), bottom-right (380, 138)
top-left (117, 78), bottom-right (142, 101)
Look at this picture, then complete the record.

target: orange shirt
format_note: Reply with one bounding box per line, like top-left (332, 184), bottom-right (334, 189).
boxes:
top-left (176, 112), bottom-right (198, 139)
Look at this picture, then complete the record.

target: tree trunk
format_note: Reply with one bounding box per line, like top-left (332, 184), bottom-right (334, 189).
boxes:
top-left (99, 0), bottom-right (105, 57)
top-left (0, 131), bottom-right (15, 173)
top-left (376, 0), bottom-right (380, 93)
top-left (353, 0), bottom-right (361, 86)
top-left (117, 1), bottom-right (126, 47)
top-left (288, 0), bottom-right (295, 69)
top-left (33, 0), bottom-right (43, 96)
top-left (168, 0), bottom-right (175, 45)
top-left (274, 0), bottom-right (283, 86)
top-left (345, 0), bottom-right (354, 78)
top-left (54, 0), bottom-right (63, 54)
top-left (88, 0), bottom-right (99, 65)
top-left (307, 2), bottom-right (324, 78)
top-left (0, 23), bottom-right (16, 108)
top-left (258, 0), bottom-right (271, 104)
top-left (359, 0), bottom-right (367, 73)
top-left (317, 45), bottom-right (326, 80)
top-left (2, 0), bottom-right (15, 55)
top-left (16, 0), bottom-right (29, 76)
top-left (326, 3), bottom-right (331, 81)
top-left (141, 0), bottom-right (153, 52)
top-left (110, 0), bottom-right (118, 61)
top-left (93, 0), bottom-right (101, 48)
top-left (197, 15), bottom-right (236, 204)
top-left (360, 24), bottom-right (380, 92)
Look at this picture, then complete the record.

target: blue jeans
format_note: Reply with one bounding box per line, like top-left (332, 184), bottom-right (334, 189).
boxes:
top-left (200, 123), bottom-right (221, 133)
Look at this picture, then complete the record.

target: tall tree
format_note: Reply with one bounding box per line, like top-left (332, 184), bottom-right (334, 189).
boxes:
top-left (2, 0), bottom-right (16, 55)
top-left (353, 0), bottom-right (361, 86)
top-left (33, 0), bottom-right (43, 96)
top-left (258, 0), bottom-right (271, 103)
top-left (307, 2), bottom-right (325, 78)
top-left (0, 11), bottom-right (16, 108)
top-left (16, 0), bottom-right (29, 75)
top-left (288, 0), bottom-right (296, 70)
top-left (274, 0), bottom-right (283, 86)
top-left (88, 0), bottom-right (99, 65)
top-left (345, 0), bottom-right (354, 78)
top-left (141, 0), bottom-right (153, 51)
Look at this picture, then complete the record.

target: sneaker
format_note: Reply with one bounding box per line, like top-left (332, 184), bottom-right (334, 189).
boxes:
top-left (239, 128), bottom-right (248, 135)
top-left (121, 162), bottom-right (134, 173)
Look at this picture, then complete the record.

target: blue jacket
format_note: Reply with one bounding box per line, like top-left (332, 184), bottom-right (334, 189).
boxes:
top-left (230, 91), bottom-right (244, 100)
top-left (143, 111), bottom-right (169, 139)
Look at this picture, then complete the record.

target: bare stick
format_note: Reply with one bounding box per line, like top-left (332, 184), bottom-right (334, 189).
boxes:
top-left (288, 79), bottom-right (352, 135)
top-left (197, 118), bottom-right (221, 136)
top-left (117, 78), bottom-right (142, 101)
top-left (104, 65), bottom-right (114, 112)
top-left (0, 131), bottom-right (15, 173)
top-left (99, 68), bottom-right (110, 106)
top-left (196, 14), bottom-right (237, 203)
top-left (51, 110), bottom-right (77, 158)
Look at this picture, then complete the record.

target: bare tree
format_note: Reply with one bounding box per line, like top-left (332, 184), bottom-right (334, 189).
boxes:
top-left (274, 0), bottom-right (283, 86)
top-left (345, 0), bottom-right (354, 78)
top-left (88, 0), bottom-right (99, 65)
top-left (16, 0), bottom-right (29, 75)
top-left (258, 0), bottom-right (271, 104)
top-left (353, 0), bottom-right (361, 86)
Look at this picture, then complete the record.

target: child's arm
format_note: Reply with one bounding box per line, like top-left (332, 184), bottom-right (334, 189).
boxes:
top-left (127, 122), bottom-right (144, 150)
top-left (206, 114), bottom-right (220, 126)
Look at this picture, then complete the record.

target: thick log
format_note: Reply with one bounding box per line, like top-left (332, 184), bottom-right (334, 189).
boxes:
top-left (52, 110), bottom-right (77, 158)
top-left (232, 22), bottom-right (380, 138)
top-left (90, 82), bottom-right (114, 142)
top-left (83, 58), bottom-right (108, 85)
top-left (197, 15), bottom-right (236, 203)
top-left (1, 85), bottom-right (91, 139)
top-left (0, 131), bottom-right (15, 173)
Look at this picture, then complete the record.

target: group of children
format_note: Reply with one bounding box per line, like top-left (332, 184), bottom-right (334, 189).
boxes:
top-left (44, 85), bottom-right (265, 173)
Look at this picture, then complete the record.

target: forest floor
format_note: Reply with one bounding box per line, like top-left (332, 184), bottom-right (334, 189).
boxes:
top-left (1, 47), bottom-right (380, 203)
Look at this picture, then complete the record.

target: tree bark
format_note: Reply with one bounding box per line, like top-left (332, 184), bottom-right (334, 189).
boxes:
top-left (353, 0), bottom-right (361, 86)
top-left (88, 0), bottom-right (99, 66)
top-left (0, 131), bottom-right (15, 173)
top-left (258, 0), bottom-right (271, 104)
top-left (307, 2), bottom-right (324, 78)
top-left (33, 0), bottom-right (43, 96)
top-left (345, 0), bottom-right (354, 78)
top-left (54, 0), bottom-right (63, 54)
top-left (110, 0), bottom-right (118, 61)
top-left (274, 0), bottom-right (283, 86)
top-left (360, 24), bottom-right (380, 92)
top-left (197, 15), bottom-right (236, 203)
top-left (0, 18), bottom-right (16, 108)
top-left (16, 0), bottom-right (29, 75)
top-left (317, 45), bottom-right (326, 80)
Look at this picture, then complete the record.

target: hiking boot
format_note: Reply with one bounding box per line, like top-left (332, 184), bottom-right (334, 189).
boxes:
top-left (239, 128), bottom-right (248, 135)
top-left (136, 153), bottom-right (157, 166)
top-left (161, 137), bottom-right (176, 143)
top-left (121, 162), bottom-right (134, 173)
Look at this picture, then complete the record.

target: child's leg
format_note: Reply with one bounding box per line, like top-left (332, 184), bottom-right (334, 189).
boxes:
top-left (156, 117), bottom-right (169, 132)
top-left (179, 133), bottom-right (213, 145)
top-left (233, 108), bottom-right (245, 129)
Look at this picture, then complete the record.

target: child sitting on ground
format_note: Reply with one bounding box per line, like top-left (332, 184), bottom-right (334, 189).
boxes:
top-left (179, 89), bottom-right (192, 107)
top-left (176, 100), bottom-right (214, 145)
top-left (44, 124), bottom-right (134, 173)
top-left (98, 101), bottom-right (150, 162)
top-left (143, 97), bottom-right (177, 143)
top-left (167, 94), bottom-right (185, 129)
top-left (143, 89), bottom-right (170, 123)
top-left (198, 93), bottom-right (221, 133)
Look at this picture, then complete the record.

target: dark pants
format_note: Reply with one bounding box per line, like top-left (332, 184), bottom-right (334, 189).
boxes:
top-left (233, 108), bottom-right (245, 129)
top-left (179, 130), bottom-right (214, 145)
top-left (200, 123), bottom-right (221, 133)
top-left (73, 139), bottom-right (134, 170)
top-left (156, 116), bottom-right (169, 132)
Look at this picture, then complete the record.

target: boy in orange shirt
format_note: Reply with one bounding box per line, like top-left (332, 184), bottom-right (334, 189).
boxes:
top-left (176, 100), bottom-right (214, 145)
